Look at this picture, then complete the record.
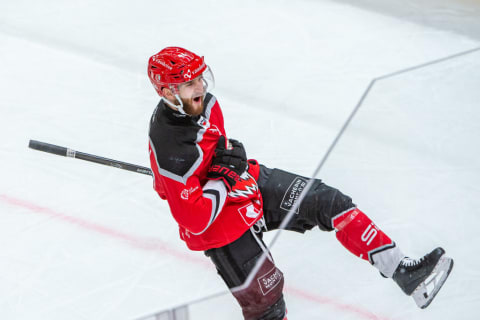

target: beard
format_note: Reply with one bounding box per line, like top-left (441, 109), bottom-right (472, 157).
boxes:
top-left (181, 95), bottom-right (204, 116)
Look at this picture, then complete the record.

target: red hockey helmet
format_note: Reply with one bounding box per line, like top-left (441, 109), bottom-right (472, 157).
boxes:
top-left (148, 47), bottom-right (213, 97)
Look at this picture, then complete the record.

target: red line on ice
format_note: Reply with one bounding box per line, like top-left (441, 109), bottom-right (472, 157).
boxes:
top-left (1, 193), bottom-right (394, 320)
top-left (285, 285), bottom-right (393, 320)
top-left (0, 193), bottom-right (210, 268)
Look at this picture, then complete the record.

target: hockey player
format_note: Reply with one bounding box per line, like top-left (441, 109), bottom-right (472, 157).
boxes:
top-left (147, 47), bottom-right (453, 320)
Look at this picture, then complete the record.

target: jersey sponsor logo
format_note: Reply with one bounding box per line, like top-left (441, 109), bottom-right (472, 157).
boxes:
top-left (257, 266), bottom-right (283, 296)
top-left (207, 124), bottom-right (221, 135)
top-left (280, 177), bottom-right (307, 214)
top-left (237, 203), bottom-right (262, 226)
top-left (180, 186), bottom-right (199, 200)
top-left (180, 189), bottom-right (189, 200)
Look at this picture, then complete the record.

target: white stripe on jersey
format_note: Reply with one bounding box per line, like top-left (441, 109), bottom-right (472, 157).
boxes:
top-left (190, 179), bottom-right (227, 235)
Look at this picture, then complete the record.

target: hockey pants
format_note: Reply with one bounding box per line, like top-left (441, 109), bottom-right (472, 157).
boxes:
top-left (205, 165), bottom-right (398, 320)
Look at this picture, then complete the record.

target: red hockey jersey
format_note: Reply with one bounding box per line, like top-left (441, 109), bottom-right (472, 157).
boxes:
top-left (148, 93), bottom-right (263, 251)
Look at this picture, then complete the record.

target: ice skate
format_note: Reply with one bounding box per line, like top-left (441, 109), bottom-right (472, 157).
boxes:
top-left (393, 247), bottom-right (453, 309)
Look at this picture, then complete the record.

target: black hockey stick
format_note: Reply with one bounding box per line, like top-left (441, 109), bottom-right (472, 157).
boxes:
top-left (28, 140), bottom-right (153, 176)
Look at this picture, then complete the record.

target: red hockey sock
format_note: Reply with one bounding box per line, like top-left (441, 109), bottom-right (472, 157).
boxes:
top-left (332, 208), bottom-right (396, 264)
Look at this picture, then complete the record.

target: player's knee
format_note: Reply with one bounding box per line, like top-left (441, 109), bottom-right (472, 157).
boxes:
top-left (306, 183), bottom-right (354, 231)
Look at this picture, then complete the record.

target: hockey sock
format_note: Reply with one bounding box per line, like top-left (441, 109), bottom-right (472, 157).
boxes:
top-left (332, 208), bottom-right (405, 278)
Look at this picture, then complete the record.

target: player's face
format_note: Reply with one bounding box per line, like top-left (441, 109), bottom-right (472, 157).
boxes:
top-left (177, 76), bottom-right (205, 116)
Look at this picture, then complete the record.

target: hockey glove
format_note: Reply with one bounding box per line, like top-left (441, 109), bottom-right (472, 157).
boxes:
top-left (207, 136), bottom-right (246, 187)
top-left (212, 136), bottom-right (247, 173)
top-left (208, 136), bottom-right (258, 199)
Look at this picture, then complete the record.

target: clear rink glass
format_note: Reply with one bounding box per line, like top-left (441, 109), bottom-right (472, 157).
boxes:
top-left (136, 49), bottom-right (480, 320)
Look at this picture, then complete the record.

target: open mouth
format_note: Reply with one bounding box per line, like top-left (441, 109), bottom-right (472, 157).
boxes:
top-left (193, 96), bottom-right (202, 103)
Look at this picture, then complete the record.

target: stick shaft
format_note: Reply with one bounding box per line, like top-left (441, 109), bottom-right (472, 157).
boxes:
top-left (28, 140), bottom-right (152, 176)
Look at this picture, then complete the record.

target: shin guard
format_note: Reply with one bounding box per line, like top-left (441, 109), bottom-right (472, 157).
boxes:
top-left (332, 208), bottom-right (404, 277)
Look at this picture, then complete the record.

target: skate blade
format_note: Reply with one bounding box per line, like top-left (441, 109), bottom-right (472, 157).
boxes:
top-left (412, 255), bottom-right (454, 309)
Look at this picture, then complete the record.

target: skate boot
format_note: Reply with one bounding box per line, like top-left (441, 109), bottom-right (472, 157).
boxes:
top-left (393, 247), bottom-right (453, 309)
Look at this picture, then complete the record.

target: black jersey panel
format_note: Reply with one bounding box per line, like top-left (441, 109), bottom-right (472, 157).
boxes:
top-left (148, 93), bottom-right (215, 183)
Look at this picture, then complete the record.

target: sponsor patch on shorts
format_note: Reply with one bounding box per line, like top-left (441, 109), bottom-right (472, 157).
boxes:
top-left (280, 177), bottom-right (307, 214)
top-left (257, 266), bottom-right (283, 296)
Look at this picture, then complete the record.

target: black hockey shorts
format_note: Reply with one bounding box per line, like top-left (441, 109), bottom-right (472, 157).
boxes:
top-left (204, 165), bottom-right (355, 319)
top-left (258, 165), bottom-right (355, 232)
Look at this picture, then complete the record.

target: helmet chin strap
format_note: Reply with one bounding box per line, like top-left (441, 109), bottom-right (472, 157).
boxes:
top-left (161, 95), bottom-right (187, 115)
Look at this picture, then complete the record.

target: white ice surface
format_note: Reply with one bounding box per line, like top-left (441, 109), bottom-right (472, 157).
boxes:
top-left (1, 0), bottom-right (479, 319)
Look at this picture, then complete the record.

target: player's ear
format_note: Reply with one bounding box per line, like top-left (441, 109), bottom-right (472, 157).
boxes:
top-left (161, 87), bottom-right (174, 100)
